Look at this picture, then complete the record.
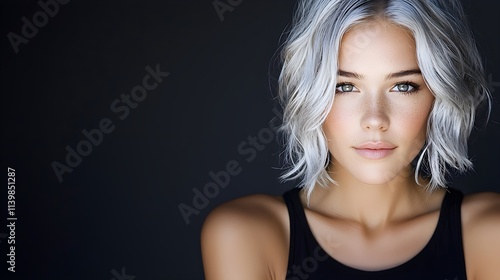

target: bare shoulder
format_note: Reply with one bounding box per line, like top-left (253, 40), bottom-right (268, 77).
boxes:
top-left (462, 190), bottom-right (500, 225)
top-left (201, 193), bottom-right (290, 280)
top-left (461, 190), bottom-right (500, 280)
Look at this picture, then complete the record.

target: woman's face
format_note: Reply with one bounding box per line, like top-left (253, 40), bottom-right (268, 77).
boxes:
top-left (323, 20), bottom-right (435, 185)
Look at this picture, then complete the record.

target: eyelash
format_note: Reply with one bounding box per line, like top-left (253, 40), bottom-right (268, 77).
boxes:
top-left (335, 83), bottom-right (357, 94)
top-left (393, 81), bottom-right (420, 94)
top-left (335, 81), bottom-right (421, 94)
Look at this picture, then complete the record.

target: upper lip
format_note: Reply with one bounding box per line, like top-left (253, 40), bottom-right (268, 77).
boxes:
top-left (354, 142), bottom-right (397, 150)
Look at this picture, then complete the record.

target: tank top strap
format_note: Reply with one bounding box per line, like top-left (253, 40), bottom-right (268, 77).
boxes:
top-left (282, 186), bottom-right (468, 280)
top-left (435, 187), bottom-right (467, 278)
top-left (283, 188), bottom-right (320, 267)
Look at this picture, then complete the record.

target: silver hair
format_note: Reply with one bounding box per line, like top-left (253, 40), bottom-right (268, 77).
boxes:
top-left (276, 0), bottom-right (491, 200)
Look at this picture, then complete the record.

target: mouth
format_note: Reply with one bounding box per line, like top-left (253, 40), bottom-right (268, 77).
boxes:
top-left (353, 142), bottom-right (397, 160)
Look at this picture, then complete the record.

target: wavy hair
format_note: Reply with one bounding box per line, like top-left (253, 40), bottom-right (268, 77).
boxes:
top-left (276, 0), bottom-right (491, 201)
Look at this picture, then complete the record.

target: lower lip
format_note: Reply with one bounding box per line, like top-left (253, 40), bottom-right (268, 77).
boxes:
top-left (354, 148), bottom-right (395, 160)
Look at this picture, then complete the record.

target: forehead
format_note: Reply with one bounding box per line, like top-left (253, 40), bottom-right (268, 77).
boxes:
top-left (338, 20), bottom-right (418, 71)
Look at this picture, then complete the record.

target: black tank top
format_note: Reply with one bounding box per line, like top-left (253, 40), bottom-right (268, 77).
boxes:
top-left (283, 187), bottom-right (467, 280)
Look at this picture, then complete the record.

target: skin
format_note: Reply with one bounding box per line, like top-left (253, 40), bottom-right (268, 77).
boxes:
top-left (201, 20), bottom-right (500, 280)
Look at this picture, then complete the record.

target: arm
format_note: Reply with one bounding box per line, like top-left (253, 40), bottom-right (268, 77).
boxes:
top-left (200, 198), bottom-right (273, 280)
top-left (462, 192), bottom-right (500, 280)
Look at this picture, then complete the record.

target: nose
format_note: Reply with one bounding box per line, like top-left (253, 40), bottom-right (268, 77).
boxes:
top-left (360, 94), bottom-right (390, 131)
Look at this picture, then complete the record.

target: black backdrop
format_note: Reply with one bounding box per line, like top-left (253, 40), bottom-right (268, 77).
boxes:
top-left (1, 0), bottom-right (499, 279)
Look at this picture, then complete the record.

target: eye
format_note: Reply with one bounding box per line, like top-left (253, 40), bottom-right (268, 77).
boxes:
top-left (336, 83), bottom-right (358, 93)
top-left (391, 82), bottom-right (420, 93)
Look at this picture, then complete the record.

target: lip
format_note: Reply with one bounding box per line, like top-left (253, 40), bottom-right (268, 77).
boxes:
top-left (353, 142), bottom-right (397, 160)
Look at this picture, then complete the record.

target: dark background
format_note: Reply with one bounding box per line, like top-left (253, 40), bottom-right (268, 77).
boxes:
top-left (1, 0), bottom-right (499, 279)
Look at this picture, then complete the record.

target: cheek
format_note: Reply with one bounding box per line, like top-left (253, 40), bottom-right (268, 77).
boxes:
top-left (323, 97), bottom-right (433, 143)
top-left (396, 99), bottom-right (433, 146)
top-left (323, 103), bottom-right (352, 139)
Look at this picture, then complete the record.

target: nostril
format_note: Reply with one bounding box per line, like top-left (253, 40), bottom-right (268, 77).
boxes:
top-left (362, 112), bottom-right (390, 131)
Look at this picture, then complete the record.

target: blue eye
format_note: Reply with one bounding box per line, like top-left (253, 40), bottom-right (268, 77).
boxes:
top-left (336, 83), bottom-right (357, 93)
top-left (391, 82), bottom-right (420, 93)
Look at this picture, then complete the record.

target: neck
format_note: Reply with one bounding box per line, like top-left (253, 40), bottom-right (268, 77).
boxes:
top-left (306, 168), bottom-right (431, 232)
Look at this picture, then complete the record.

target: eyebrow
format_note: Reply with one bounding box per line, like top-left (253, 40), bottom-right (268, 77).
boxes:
top-left (337, 69), bottom-right (422, 80)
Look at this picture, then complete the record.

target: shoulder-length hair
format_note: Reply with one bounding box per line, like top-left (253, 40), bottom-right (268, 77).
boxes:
top-left (277, 0), bottom-right (491, 200)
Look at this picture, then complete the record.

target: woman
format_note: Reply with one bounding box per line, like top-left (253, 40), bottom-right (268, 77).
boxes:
top-left (201, 0), bottom-right (500, 279)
